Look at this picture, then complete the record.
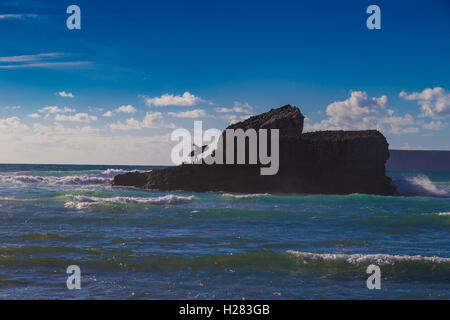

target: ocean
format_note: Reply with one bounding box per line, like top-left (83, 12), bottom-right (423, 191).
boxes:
top-left (0, 164), bottom-right (449, 299)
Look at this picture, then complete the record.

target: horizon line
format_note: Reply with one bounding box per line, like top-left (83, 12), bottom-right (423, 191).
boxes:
top-left (1, 148), bottom-right (450, 167)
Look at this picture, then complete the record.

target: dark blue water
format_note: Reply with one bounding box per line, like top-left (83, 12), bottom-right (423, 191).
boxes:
top-left (0, 165), bottom-right (449, 299)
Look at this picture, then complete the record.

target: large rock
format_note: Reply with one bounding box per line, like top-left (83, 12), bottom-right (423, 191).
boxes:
top-left (112, 105), bottom-right (396, 195)
top-left (227, 104), bottom-right (304, 137)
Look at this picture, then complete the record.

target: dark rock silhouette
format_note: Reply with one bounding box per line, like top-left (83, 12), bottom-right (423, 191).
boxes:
top-left (227, 104), bottom-right (304, 137)
top-left (112, 105), bottom-right (396, 195)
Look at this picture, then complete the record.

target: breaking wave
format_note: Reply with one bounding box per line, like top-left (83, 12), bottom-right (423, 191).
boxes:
top-left (64, 194), bottom-right (196, 209)
top-left (4, 249), bottom-right (447, 278)
top-left (222, 193), bottom-right (270, 199)
top-left (0, 168), bottom-right (138, 186)
top-left (393, 174), bottom-right (448, 197)
top-left (286, 250), bottom-right (450, 265)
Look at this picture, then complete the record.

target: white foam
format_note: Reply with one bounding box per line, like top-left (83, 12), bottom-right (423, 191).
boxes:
top-left (100, 168), bottom-right (128, 176)
top-left (0, 168), bottom-right (143, 186)
top-left (436, 212), bottom-right (450, 216)
top-left (64, 194), bottom-right (195, 209)
top-left (286, 250), bottom-right (450, 265)
top-left (393, 174), bottom-right (448, 197)
top-left (0, 174), bottom-right (111, 185)
top-left (222, 193), bottom-right (269, 199)
top-left (0, 197), bottom-right (17, 201)
top-left (64, 201), bottom-right (92, 210)
top-left (0, 197), bottom-right (32, 202)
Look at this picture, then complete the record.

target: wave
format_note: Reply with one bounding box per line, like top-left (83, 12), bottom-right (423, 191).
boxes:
top-left (436, 212), bottom-right (450, 216)
top-left (0, 168), bottom-right (139, 186)
top-left (286, 250), bottom-right (450, 265)
top-left (0, 197), bottom-right (34, 202)
top-left (393, 174), bottom-right (449, 197)
top-left (0, 197), bottom-right (19, 201)
top-left (64, 194), bottom-right (196, 209)
top-left (222, 193), bottom-right (270, 199)
top-left (3, 250), bottom-right (447, 278)
top-left (100, 168), bottom-right (130, 176)
top-left (1, 248), bottom-right (448, 279)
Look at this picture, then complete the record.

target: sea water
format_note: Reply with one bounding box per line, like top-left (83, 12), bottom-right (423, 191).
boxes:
top-left (0, 164), bottom-right (449, 299)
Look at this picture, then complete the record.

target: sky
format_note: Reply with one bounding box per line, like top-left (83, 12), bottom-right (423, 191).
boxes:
top-left (0, 0), bottom-right (449, 165)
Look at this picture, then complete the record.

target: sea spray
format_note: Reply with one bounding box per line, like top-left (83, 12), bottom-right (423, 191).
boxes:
top-left (393, 174), bottom-right (448, 197)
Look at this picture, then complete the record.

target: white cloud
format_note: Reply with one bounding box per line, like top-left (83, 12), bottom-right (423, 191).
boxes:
top-left (218, 114), bottom-right (238, 120)
top-left (4, 105), bottom-right (21, 110)
top-left (32, 123), bottom-right (100, 135)
top-left (38, 106), bottom-right (75, 114)
top-left (102, 105), bottom-right (137, 117)
top-left (217, 113), bottom-right (253, 125)
top-left (116, 105), bottom-right (137, 114)
top-left (0, 14), bottom-right (39, 20)
top-left (142, 112), bottom-right (175, 129)
top-left (109, 118), bottom-right (141, 131)
top-left (0, 61), bottom-right (91, 69)
top-left (0, 121), bottom-right (174, 165)
top-left (140, 92), bottom-right (204, 107)
top-left (109, 112), bottom-right (174, 131)
top-left (215, 107), bottom-right (233, 113)
top-left (168, 109), bottom-right (207, 118)
top-left (400, 87), bottom-right (450, 119)
top-left (0, 52), bottom-right (89, 70)
top-left (0, 53), bottom-right (66, 62)
top-left (89, 107), bottom-right (104, 112)
top-left (27, 113), bottom-right (41, 118)
top-left (323, 91), bottom-right (387, 130)
top-left (55, 113), bottom-right (98, 123)
top-left (304, 91), bottom-right (386, 131)
top-left (0, 116), bottom-right (28, 132)
top-left (422, 120), bottom-right (447, 131)
top-left (215, 102), bottom-right (253, 114)
top-left (58, 91), bottom-right (75, 98)
top-left (304, 91), bottom-right (420, 134)
top-left (381, 114), bottom-right (419, 134)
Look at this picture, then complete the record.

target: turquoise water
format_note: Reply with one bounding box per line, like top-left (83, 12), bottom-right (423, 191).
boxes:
top-left (0, 164), bottom-right (449, 299)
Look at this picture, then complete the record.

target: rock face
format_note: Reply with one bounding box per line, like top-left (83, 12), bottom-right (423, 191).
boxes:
top-left (227, 104), bottom-right (304, 137)
top-left (112, 105), bottom-right (396, 195)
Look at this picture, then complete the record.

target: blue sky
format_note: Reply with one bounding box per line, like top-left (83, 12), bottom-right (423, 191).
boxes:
top-left (0, 0), bottom-right (449, 164)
